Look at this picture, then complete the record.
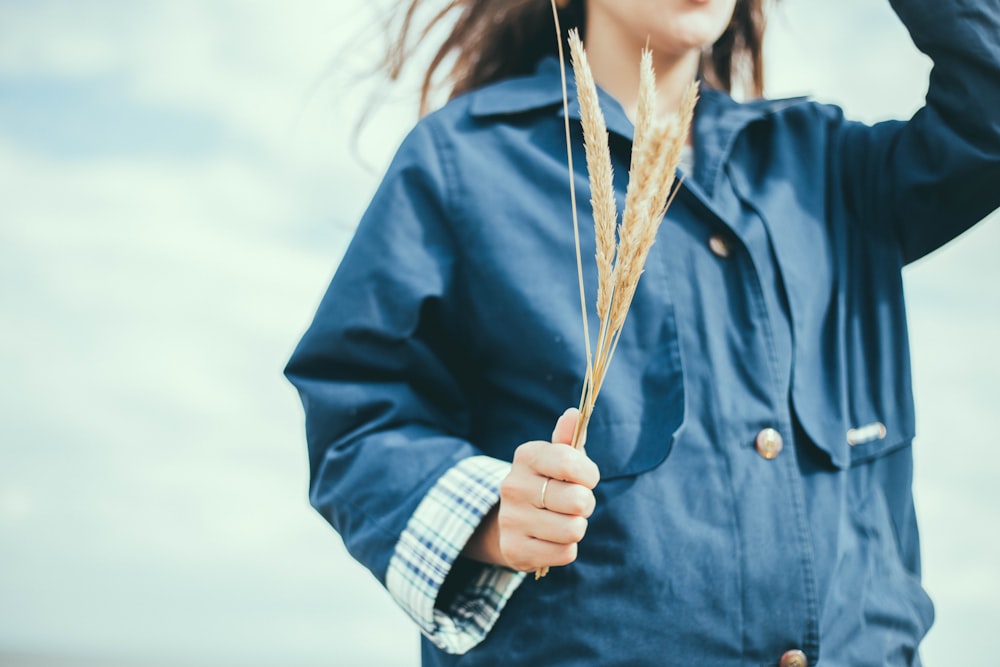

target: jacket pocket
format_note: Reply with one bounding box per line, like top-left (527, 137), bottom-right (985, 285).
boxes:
top-left (732, 141), bottom-right (917, 471)
top-left (826, 484), bottom-right (935, 665)
top-left (573, 300), bottom-right (687, 480)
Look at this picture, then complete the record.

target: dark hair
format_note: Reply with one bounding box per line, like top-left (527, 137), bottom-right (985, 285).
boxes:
top-left (382, 0), bottom-right (770, 116)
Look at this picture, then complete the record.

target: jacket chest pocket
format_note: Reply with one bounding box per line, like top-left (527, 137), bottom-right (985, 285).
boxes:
top-left (574, 271), bottom-right (687, 480)
top-left (784, 226), bottom-right (915, 469)
top-left (464, 255), bottom-right (686, 480)
top-left (745, 180), bottom-right (917, 470)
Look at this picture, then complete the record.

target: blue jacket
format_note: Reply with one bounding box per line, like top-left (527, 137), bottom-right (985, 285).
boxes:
top-left (286, 0), bottom-right (1000, 664)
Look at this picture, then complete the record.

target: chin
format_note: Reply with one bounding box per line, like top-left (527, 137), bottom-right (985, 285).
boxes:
top-left (665, 2), bottom-right (735, 48)
top-left (588, 0), bottom-right (736, 57)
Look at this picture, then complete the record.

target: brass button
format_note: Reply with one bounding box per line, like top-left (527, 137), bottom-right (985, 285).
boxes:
top-left (779, 649), bottom-right (808, 667)
top-left (755, 428), bottom-right (783, 459)
top-left (708, 234), bottom-right (731, 258)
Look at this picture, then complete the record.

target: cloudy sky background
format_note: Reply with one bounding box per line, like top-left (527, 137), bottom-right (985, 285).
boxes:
top-left (0, 0), bottom-right (997, 665)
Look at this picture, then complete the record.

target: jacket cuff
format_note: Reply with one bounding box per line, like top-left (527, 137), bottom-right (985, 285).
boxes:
top-left (386, 455), bottom-right (526, 654)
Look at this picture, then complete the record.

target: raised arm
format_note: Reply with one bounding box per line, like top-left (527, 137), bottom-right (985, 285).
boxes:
top-left (834, 0), bottom-right (1000, 263)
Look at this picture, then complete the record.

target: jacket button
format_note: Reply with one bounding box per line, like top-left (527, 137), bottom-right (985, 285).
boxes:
top-left (708, 234), bottom-right (731, 258)
top-left (779, 649), bottom-right (808, 667)
top-left (755, 428), bottom-right (783, 459)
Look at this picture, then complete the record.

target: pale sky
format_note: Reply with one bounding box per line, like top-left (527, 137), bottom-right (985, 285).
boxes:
top-left (0, 1), bottom-right (997, 665)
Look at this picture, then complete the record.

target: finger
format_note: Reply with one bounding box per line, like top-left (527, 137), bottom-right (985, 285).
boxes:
top-left (498, 466), bottom-right (566, 512)
top-left (551, 407), bottom-right (580, 446)
top-left (501, 503), bottom-right (589, 545)
top-left (539, 478), bottom-right (596, 518)
top-left (514, 441), bottom-right (600, 489)
top-left (499, 535), bottom-right (578, 572)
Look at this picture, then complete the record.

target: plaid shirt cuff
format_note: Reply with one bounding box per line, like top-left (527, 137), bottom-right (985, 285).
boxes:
top-left (386, 455), bottom-right (526, 654)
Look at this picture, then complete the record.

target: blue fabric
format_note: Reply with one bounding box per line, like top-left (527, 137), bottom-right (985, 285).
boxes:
top-left (285, 0), bottom-right (1000, 664)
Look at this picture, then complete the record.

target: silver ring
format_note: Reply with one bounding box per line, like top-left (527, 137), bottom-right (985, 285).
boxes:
top-left (540, 478), bottom-right (550, 509)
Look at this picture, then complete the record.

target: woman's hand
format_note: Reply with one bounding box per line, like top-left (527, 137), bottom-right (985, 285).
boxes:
top-left (461, 408), bottom-right (601, 572)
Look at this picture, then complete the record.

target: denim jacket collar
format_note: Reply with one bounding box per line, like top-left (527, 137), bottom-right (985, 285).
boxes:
top-left (469, 56), bottom-right (809, 196)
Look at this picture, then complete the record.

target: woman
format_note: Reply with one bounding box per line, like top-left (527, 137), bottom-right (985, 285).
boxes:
top-left (286, 0), bottom-right (1000, 664)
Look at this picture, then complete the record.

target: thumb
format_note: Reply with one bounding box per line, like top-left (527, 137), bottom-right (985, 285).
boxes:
top-left (551, 407), bottom-right (580, 446)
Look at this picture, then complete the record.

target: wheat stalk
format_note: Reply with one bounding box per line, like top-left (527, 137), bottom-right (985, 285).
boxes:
top-left (538, 0), bottom-right (697, 579)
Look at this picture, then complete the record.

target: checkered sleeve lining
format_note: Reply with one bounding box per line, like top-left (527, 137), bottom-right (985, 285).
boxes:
top-left (386, 455), bottom-right (526, 655)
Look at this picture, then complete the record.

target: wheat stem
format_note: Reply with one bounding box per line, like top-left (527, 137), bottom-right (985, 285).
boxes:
top-left (539, 0), bottom-right (591, 580)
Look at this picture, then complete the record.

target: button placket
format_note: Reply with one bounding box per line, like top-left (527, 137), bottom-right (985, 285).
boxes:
top-left (675, 176), bottom-right (820, 660)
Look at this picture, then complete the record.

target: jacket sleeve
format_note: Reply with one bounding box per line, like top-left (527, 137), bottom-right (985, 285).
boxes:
top-left (833, 0), bottom-right (1000, 264)
top-left (284, 118), bottom-right (524, 652)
